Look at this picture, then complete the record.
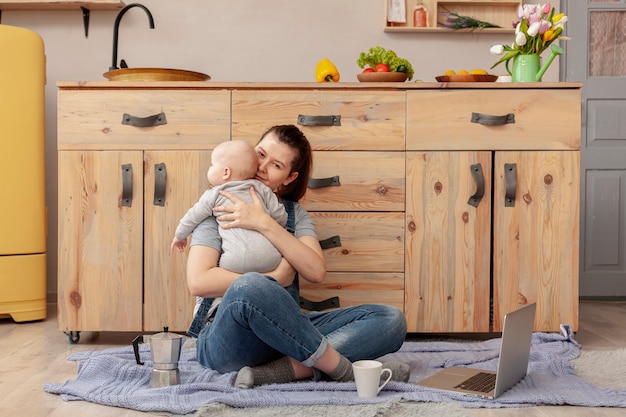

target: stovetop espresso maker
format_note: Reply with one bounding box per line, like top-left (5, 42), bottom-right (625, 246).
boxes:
top-left (132, 326), bottom-right (184, 388)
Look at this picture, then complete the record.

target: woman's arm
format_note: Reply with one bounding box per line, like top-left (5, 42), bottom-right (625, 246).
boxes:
top-left (215, 188), bottom-right (326, 283)
top-left (186, 244), bottom-right (242, 298)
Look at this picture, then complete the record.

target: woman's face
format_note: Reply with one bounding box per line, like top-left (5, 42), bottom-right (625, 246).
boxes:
top-left (255, 132), bottom-right (299, 192)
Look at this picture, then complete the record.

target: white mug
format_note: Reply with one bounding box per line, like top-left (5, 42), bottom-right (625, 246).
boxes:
top-left (352, 360), bottom-right (393, 398)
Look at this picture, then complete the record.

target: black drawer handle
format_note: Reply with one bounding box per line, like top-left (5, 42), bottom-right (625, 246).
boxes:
top-left (308, 176), bottom-right (340, 189)
top-left (504, 163), bottom-right (517, 207)
top-left (468, 163), bottom-right (485, 208)
top-left (470, 112), bottom-right (515, 126)
top-left (121, 164), bottom-right (133, 207)
top-left (319, 235), bottom-right (341, 250)
top-left (154, 163), bottom-right (166, 206)
top-left (122, 112), bottom-right (167, 127)
top-left (300, 296), bottom-right (340, 311)
top-left (297, 114), bottom-right (341, 126)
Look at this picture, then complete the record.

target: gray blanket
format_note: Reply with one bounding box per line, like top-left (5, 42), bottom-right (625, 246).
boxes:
top-left (43, 325), bottom-right (626, 415)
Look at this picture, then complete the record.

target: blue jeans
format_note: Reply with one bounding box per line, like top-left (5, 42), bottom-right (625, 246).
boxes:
top-left (195, 273), bottom-right (407, 373)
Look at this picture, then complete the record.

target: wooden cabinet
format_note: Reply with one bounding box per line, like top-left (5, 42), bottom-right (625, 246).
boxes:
top-left (57, 87), bottom-right (230, 335)
top-left (57, 81), bottom-right (581, 338)
top-left (405, 88), bottom-right (581, 332)
top-left (231, 90), bottom-right (406, 311)
top-left (385, 0), bottom-right (520, 33)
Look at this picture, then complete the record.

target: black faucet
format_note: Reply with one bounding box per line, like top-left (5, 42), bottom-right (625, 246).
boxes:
top-left (110, 3), bottom-right (155, 70)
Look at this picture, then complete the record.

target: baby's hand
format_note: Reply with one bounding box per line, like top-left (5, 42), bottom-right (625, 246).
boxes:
top-left (171, 237), bottom-right (187, 253)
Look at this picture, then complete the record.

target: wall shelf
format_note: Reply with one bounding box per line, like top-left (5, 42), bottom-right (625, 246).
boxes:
top-left (0, 1), bottom-right (124, 10)
top-left (385, 0), bottom-right (521, 34)
top-left (0, 1), bottom-right (125, 37)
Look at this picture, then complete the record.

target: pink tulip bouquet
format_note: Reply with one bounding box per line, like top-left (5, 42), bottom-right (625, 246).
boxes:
top-left (490, 3), bottom-right (568, 70)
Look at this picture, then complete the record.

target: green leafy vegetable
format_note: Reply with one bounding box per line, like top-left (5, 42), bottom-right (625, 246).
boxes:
top-left (357, 46), bottom-right (414, 80)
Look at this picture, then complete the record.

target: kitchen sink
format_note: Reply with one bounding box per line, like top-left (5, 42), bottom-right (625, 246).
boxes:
top-left (103, 68), bottom-right (210, 82)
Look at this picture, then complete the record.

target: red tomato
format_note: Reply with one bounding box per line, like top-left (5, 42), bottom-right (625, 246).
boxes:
top-left (375, 63), bottom-right (390, 72)
top-left (362, 68), bottom-right (375, 73)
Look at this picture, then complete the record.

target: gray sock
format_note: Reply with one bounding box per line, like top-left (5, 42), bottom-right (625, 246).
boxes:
top-left (326, 355), bottom-right (354, 382)
top-left (323, 358), bottom-right (411, 383)
top-left (234, 357), bottom-right (295, 389)
top-left (382, 361), bottom-right (411, 383)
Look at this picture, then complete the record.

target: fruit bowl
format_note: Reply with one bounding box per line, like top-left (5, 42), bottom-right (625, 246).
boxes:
top-left (435, 74), bottom-right (498, 83)
top-left (357, 72), bottom-right (408, 82)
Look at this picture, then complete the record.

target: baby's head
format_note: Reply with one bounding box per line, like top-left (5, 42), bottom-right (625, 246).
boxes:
top-left (207, 140), bottom-right (258, 186)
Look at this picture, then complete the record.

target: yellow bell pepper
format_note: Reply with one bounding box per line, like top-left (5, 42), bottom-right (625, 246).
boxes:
top-left (315, 58), bottom-right (340, 82)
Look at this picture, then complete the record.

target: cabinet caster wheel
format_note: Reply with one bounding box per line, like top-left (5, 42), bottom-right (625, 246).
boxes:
top-left (65, 331), bottom-right (81, 344)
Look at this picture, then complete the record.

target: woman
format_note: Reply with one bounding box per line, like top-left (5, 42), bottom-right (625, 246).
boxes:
top-left (186, 125), bottom-right (408, 388)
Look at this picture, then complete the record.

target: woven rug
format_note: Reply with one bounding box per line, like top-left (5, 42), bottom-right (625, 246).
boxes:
top-left (43, 326), bottom-right (626, 415)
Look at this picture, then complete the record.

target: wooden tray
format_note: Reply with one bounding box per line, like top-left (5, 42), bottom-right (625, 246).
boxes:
top-left (435, 74), bottom-right (498, 83)
top-left (357, 72), bottom-right (408, 82)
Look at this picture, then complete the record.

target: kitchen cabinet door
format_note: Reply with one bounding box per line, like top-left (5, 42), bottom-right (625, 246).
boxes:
top-left (492, 151), bottom-right (580, 331)
top-left (143, 151), bottom-right (211, 331)
top-left (57, 151), bottom-right (144, 332)
top-left (405, 151), bottom-right (492, 333)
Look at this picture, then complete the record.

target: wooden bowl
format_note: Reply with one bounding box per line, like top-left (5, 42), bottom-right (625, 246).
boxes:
top-left (103, 68), bottom-right (211, 82)
top-left (435, 74), bottom-right (498, 83)
top-left (357, 72), bottom-right (408, 82)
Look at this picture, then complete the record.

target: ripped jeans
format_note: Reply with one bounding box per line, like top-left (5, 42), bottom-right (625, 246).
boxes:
top-left (194, 272), bottom-right (407, 373)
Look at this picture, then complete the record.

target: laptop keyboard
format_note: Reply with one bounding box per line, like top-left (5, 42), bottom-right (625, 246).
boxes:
top-left (454, 372), bottom-right (496, 393)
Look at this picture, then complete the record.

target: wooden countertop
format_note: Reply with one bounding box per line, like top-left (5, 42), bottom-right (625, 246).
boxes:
top-left (57, 81), bottom-right (584, 90)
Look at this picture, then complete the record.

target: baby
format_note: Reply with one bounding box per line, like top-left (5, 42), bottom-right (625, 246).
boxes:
top-left (171, 140), bottom-right (287, 274)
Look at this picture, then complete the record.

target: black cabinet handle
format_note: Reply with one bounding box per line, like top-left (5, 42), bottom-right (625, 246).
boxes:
top-left (299, 296), bottom-right (340, 311)
top-left (122, 112), bottom-right (167, 127)
top-left (297, 114), bottom-right (341, 126)
top-left (154, 163), bottom-right (166, 206)
top-left (471, 112), bottom-right (515, 126)
top-left (319, 235), bottom-right (341, 250)
top-left (308, 176), bottom-right (340, 189)
top-left (504, 163), bottom-right (517, 207)
top-left (468, 163), bottom-right (485, 208)
top-left (121, 164), bottom-right (133, 207)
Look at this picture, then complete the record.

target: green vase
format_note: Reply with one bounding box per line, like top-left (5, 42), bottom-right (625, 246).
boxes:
top-left (511, 54), bottom-right (541, 83)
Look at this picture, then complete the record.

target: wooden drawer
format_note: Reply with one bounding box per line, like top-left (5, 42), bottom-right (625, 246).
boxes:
top-left (300, 151), bottom-right (405, 212)
top-left (407, 89), bottom-right (581, 151)
top-left (58, 90), bottom-right (231, 150)
top-left (232, 90), bottom-right (405, 150)
top-left (300, 272), bottom-right (404, 312)
top-left (311, 212), bottom-right (404, 272)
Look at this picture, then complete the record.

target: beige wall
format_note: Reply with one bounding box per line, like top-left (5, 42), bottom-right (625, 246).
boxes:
top-left (1, 0), bottom-right (559, 300)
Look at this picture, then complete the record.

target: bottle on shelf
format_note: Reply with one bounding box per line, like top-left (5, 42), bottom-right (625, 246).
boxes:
top-left (388, 0), bottom-right (407, 27)
top-left (413, 1), bottom-right (428, 27)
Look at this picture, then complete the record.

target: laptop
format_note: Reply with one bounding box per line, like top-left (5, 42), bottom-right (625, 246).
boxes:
top-left (416, 303), bottom-right (536, 399)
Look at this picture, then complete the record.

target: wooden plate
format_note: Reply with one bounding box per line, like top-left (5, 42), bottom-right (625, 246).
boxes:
top-left (357, 72), bottom-right (408, 82)
top-left (435, 74), bottom-right (498, 83)
top-left (103, 68), bottom-right (211, 82)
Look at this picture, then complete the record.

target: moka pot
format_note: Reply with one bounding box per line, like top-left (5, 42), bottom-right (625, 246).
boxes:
top-left (132, 326), bottom-right (184, 388)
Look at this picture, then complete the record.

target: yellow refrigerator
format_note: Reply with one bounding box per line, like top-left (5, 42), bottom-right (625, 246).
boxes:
top-left (0, 24), bottom-right (47, 322)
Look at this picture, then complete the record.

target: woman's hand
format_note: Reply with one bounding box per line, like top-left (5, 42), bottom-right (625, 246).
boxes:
top-left (214, 187), bottom-right (269, 231)
top-left (216, 187), bottom-right (326, 284)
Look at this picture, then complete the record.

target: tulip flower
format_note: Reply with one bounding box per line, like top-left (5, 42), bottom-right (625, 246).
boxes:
top-left (538, 20), bottom-right (552, 35)
top-left (490, 44), bottom-right (504, 55)
top-left (515, 31), bottom-right (527, 46)
top-left (543, 29), bottom-right (556, 43)
top-left (552, 13), bottom-right (565, 23)
top-left (527, 21), bottom-right (541, 37)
